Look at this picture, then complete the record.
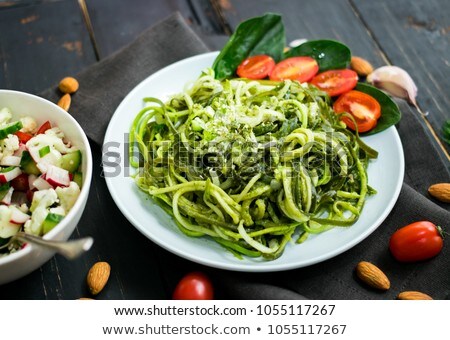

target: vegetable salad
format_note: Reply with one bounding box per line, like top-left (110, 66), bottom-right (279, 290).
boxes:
top-left (0, 107), bottom-right (82, 255)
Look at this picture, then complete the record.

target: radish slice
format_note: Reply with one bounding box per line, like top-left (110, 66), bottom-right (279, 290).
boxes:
top-left (0, 156), bottom-right (21, 167)
top-left (14, 143), bottom-right (27, 157)
top-left (9, 205), bottom-right (30, 224)
top-left (28, 174), bottom-right (38, 190)
top-left (36, 151), bottom-right (61, 174)
top-left (0, 167), bottom-right (22, 183)
top-left (36, 162), bottom-right (49, 174)
top-left (45, 165), bottom-right (70, 187)
top-left (28, 146), bottom-right (41, 163)
top-left (33, 176), bottom-right (53, 190)
top-left (1, 187), bottom-right (14, 205)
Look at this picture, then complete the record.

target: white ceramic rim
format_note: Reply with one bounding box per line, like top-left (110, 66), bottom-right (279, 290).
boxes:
top-left (104, 52), bottom-right (405, 272)
top-left (0, 89), bottom-right (93, 266)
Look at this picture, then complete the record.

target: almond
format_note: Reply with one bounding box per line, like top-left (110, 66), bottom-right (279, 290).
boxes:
top-left (350, 56), bottom-right (374, 77)
top-left (87, 261), bottom-right (111, 295)
top-left (397, 291), bottom-right (433, 300)
top-left (428, 183), bottom-right (450, 203)
top-left (57, 93), bottom-right (71, 111)
top-left (59, 76), bottom-right (79, 94)
top-left (356, 261), bottom-right (390, 290)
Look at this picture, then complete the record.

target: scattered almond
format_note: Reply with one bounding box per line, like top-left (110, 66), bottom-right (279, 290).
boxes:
top-left (350, 56), bottom-right (374, 76)
top-left (57, 93), bottom-right (71, 111)
top-left (428, 183), bottom-right (450, 203)
top-left (87, 261), bottom-right (111, 295)
top-left (356, 261), bottom-right (390, 290)
top-left (397, 291), bottom-right (433, 300)
top-left (59, 76), bottom-right (79, 94)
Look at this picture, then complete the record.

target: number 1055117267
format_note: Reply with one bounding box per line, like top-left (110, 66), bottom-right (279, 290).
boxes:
top-left (268, 324), bottom-right (347, 335)
top-left (256, 304), bottom-right (335, 316)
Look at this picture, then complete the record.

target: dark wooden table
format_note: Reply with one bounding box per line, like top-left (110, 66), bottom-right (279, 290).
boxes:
top-left (0, 0), bottom-right (449, 299)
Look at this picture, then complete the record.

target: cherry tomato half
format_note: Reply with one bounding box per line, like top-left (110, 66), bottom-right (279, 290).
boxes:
top-left (15, 131), bottom-right (33, 143)
top-left (236, 55), bottom-right (276, 80)
top-left (269, 56), bottom-right (319, 83)
top-left (172, 272), bottom-right (214, 300)
top-left (36, 121), bottom-right (51, 135)
top-left (389, 221), bottom-right (444, 262)
top-left (333, 90), bottom-right (381, 133)
top-left (310, 69), bottom-right (358, 97)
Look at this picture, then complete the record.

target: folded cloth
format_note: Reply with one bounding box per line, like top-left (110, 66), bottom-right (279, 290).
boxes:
top-left (40, 13), bottom-right (450, 299)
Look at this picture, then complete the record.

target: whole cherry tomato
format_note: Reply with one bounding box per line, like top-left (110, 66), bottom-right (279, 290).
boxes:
top-left (389, 221), bottom-right (444, 262)
top-left (172, 272), bottom-right (214, 300)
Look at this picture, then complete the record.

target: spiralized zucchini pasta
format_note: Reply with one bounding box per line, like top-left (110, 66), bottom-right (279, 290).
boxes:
top-left (129, 69), bottom-right (377, 260)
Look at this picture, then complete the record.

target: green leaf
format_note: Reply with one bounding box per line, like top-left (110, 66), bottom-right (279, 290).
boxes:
top-left (443, 120), bottom-right (450, 145)
top-left (212, 13), bottom-right (285, 80)
top-left (355, 83), bottom-right (402, 135)
top-left (285, 40), bottom-right (351, 71)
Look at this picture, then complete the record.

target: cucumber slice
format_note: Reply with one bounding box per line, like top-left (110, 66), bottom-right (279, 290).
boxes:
top-left (0, 183), bottom-right (11, 200)
top-left (20, 151), bottom-right (41, 175)
top-left (0, 166), bottom-right (15, 173)
top-left (59, 150), bottom-right (81, 173)
top-left (73, 172), bottom-right (82, 188)
top-left (0, 121), bottom-right (22, 139)
top-left (42, 213), bottom-right (64, 234)
top-left (38, 145), bottom-right (50, 158)
top-left (0, 182), bottom-right (10, 190)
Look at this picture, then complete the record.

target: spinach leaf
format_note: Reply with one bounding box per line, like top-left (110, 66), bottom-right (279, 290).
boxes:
top-left (285, 40), bottom-right (351, 72)
top-left (212, 13), bottom-right (285, 80)
top-left (355, 83), bottom-right (402, 135)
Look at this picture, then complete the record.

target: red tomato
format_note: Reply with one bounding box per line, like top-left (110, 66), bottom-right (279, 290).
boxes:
top-left (269, 56), bottom-right (319, 82)
top-left (310, 69), bottom-right (358, 97)
top-left (15, 131), bottom-right (33, 143)
top-left (389, 221), bottom-right (444, 262)
top-left (11, 173), bottom-right (29, 192)
top-left (173, 272), bottom-right (214, 300)
top-left (36, 121), bottom-right (51, 135)
top-left (236, 55), bottom-right (276, 79)
top-left (333, 90), bottom-right (381, 133)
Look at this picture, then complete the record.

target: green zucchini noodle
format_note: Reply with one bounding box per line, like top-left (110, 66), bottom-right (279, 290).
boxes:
top-left (130, 68), bottom-right (378, 260)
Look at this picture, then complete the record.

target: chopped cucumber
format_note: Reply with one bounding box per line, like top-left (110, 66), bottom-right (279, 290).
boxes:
top-left (59, 150), bottom-right (81, 173)
top-left (38, 145), bottom-right (50, 158)
top-left (0, 166), bottom-right (15, 173)
top-left (73, 171), bottom-right (82, 188)
top-left (0, 183), bottom-right (10, 200)
top-left (42, 213), bottom-right (64, 234)
top-left (20, 151), bottom-right (41, 175)
top-left (0, 121), bottom-right (22, 139)
top-left (0, 182), bottom-right (10, 190)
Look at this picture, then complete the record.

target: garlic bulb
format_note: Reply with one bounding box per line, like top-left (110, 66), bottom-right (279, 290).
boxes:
top-left (367, 66), bottom-right (418, 106)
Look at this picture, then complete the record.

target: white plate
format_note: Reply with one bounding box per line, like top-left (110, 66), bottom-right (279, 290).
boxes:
top-left (104, 52), bottom-right (404, 272)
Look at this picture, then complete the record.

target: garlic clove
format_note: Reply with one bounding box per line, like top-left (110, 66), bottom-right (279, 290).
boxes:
top-left (367, 66), bottom-right (417, 105)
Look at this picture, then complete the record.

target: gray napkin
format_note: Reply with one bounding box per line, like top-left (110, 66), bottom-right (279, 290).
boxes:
top-left (41, 13), bottom-right (450, 299)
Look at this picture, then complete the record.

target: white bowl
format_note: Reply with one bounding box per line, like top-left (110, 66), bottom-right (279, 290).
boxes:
top-left (0, 90), bottom-right (92, 285)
